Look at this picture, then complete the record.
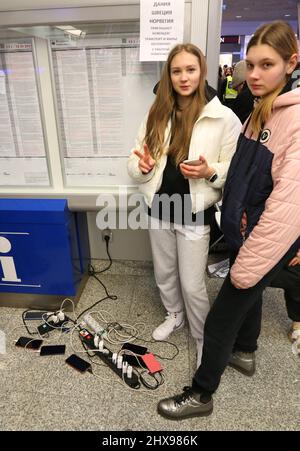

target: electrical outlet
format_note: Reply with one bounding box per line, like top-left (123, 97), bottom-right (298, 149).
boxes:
top-left (102, 228), bottom-right (113, 242)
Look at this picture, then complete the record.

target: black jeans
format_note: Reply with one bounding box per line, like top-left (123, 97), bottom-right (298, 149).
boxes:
top-left (270, 264), bottom-right (300, 321)
top-left (192, 248), bottom-right (297, 394)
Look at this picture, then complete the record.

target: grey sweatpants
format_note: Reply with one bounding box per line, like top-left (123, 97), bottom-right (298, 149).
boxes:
top-left (148, 218), bottom-right (211, 358)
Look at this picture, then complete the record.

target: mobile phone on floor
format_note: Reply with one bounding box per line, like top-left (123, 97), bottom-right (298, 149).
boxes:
top-left (24, 311), bottom-right (49, 321)
top-left (65, 354), bottom-right (91, 373)
top-left (40, 345), bottom-right (66, 356)
top-left (121, 342), bottom-right (147, 367)
top-left (15, 336), bottom-right (43, 350)
top-left (121, 342), bottom-right (147, 355)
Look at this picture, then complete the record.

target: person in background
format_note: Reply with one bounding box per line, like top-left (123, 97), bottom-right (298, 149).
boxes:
top-left (291, 61), bottom-right (300, 88)
top-left (219, 67), bottom-right (238, 107)
top-left (127, 43), bottom-right (241, 366)
top-left (229, 60), bottom-right (255, 123)
top-left (217, 65), bottom-right (224, 102)
top-left (157, 20), bottom-right (300, 420)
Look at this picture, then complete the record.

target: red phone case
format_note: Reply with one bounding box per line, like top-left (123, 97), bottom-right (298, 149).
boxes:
top-left (140, 353), bottom-right (162, 374)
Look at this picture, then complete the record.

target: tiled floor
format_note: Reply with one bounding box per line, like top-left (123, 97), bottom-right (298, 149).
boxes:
top-left (0, 259), bottom-right (299, 431)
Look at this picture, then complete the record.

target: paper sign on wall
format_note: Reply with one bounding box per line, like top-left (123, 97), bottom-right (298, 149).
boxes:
top-left (139, 0), bottom-right (185, 61)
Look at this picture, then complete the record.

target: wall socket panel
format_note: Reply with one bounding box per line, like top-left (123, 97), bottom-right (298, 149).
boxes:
top-left (102, 228), bottom-right (113, 242)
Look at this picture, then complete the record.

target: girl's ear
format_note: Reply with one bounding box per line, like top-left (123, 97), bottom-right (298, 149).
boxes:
top-left (286, 53), bottom-right (298, 74)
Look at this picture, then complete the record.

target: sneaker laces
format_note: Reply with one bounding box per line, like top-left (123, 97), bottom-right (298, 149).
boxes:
top-left (165, 312), bottom-right (179, 320)
top-left (162, 312), bottom-right (182, 326)
top-left (164, 313), bottom-right (174, 321)
top-left (174, 386), bottom-right (195, 406)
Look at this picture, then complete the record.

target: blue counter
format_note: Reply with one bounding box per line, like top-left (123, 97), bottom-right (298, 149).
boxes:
top-left (0, 199), bottom-right (90, 299)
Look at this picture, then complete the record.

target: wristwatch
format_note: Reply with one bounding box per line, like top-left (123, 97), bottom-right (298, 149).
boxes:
top-left (208, 172), bottom-right (218, 183)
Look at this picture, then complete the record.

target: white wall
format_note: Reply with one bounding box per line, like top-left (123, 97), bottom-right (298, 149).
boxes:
top-left (88, 212), bottom-right (152, 260)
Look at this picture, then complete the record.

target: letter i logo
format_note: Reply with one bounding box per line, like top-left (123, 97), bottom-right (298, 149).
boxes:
top-left (0, 236), bottom-right (21, 282)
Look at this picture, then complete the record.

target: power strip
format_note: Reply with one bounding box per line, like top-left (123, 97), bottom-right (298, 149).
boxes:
top-left (79, 328), bottom-right (140, 389)
top-left (37, 317), bottom-right (70, 335)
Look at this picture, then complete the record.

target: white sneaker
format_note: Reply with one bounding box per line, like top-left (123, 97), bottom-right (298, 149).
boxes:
top-left (152, 311), bottom-right (185, 341)
top-left (290, 328), bottom-right (300, 355)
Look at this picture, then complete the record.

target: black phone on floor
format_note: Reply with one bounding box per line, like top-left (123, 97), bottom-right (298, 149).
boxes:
top-left (15, 336), bottom-right (43, 350)
top-left (121, 342), bottom-right (148, 367)
top-left (24, 311), bottom-right (48, 321)
top-left (40, 345), bottom-right (66, 356)
top-left (65, 354), bottom-right (91, 373)
top-left (121, 342), bottom-right (147, 355)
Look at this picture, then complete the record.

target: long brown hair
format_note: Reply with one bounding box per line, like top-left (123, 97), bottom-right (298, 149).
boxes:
top-left (247, 21), bottom-right (298, 136)
top-left (144, 43), bottom-right (207, 166)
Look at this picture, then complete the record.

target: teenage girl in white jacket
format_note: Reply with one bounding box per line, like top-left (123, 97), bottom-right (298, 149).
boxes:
top-left (128, 43), bottom-right (240, 364)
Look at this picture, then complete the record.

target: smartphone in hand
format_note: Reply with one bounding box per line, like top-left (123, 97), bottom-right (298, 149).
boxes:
top-left (182, 159), bottom-right (200, 166)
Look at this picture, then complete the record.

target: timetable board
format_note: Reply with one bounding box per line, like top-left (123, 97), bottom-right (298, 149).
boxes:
top-left (0, 39), bottom-right (50, 186)
top-left (51, 36), bottom-right (160, 186)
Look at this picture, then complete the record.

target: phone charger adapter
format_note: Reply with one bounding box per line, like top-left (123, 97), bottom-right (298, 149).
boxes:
top-left (37, 317), bottom-right (69, 335)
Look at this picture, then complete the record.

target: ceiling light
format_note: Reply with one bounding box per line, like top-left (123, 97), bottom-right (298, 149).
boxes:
top-left (236, 15), bottom-right (242, 19)
top-left (284, 14), bottom-right (291, 17)
top-left (55, 25), bottom-right (85, 38)
top-left (56, 25), bottom-right (76, 31)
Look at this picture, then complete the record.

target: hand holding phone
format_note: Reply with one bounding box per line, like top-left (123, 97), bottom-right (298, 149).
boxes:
top-left (182, 159), bottom-right (201, 166)
top-left (181, 155), bottom-right (211, 180)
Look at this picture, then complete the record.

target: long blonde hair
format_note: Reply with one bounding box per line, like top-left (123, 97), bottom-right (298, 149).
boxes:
top-left (247, 21), bottom-right (298, 136)
top-left (144, 43), bottom-right (207, 166)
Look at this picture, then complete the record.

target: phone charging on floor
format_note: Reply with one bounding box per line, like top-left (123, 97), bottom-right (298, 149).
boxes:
top-left (65, 354), bottom-right (91, 373)
top-left (40, 345), bottom-right (66, 356)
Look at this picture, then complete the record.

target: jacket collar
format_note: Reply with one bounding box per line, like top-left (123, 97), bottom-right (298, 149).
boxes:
top-left (196, 95), bottom-right (226, 121)
top-left (165, 95), bottom-right (225, 140)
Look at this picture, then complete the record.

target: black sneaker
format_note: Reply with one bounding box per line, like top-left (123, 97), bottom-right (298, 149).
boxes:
top-left (228, 351), bottom-right (255, 376)
top-left (157, 386), bottom-right (213, 420)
